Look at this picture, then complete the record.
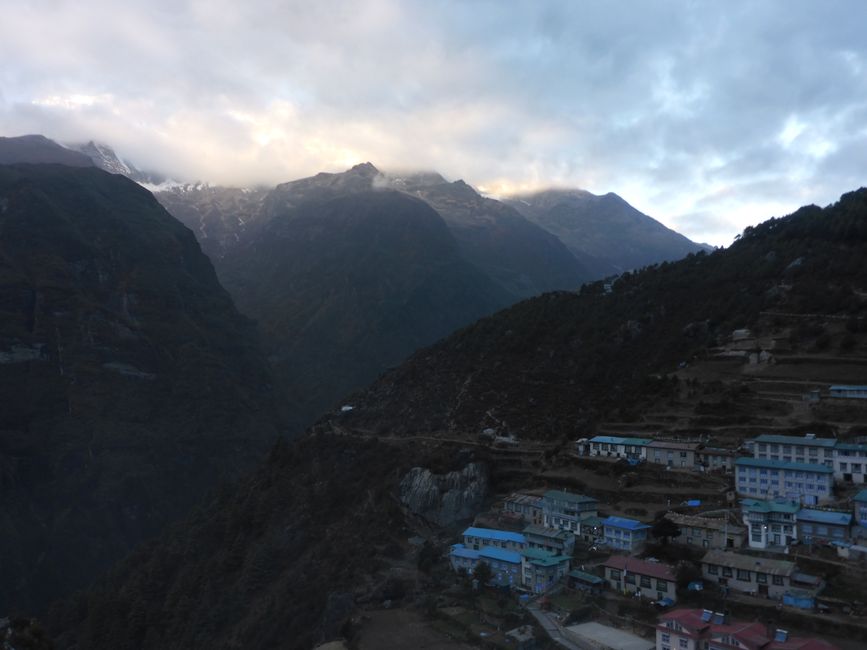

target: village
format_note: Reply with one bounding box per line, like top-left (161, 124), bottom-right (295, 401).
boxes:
top-left (424, 425), bottom-right (867, 650)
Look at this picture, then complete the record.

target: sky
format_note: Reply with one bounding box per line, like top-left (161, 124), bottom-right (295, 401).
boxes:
top-left (2, 1), bottom-right (867, 246)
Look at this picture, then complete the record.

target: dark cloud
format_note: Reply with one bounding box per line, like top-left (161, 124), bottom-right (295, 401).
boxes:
top-left (1, 0), bottom-right (866, 245)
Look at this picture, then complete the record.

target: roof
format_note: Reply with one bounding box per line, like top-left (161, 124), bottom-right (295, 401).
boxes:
top-left (741, 498), bottom-right (801, 514)
top-left (854, 489), bottom-right (867, 503)
top-left (602, 516), bottom-right (650, 531)
top-left (462, 527), bottom-right (526, 544)
top-left (735, 457), bottom-right (834, 473)
top-left (751, 434), bottom-right (838, 448)
top-left (478, 546), bottom-right (522, 564)
top-left (666, 512), bottom-right (745, 533)
top-left (450, 544), bottom-right (479, 560)
top-left (647, 440), bottom-right (700, 451)
top-left (602, 555), bottom-right (675, 580)
top-left (829, 385), bottom-right (867, 391)
top-left (798, 509), bottom-right (852, 526)
top-left (588, 435), bottom-right (652, 446)
top-left (543, 490), bottom-right (597, 504)
top-left (791, 572), bottom-right (822, 586)
top-left (834, 442), bottom-right (867, 452)
top-left (523, 524), bottom-right (570, 540)
top-left (701, 447), bottom-right (738, 456)
top-left (580, 515), bottom-right (603, 527)
top-left (701, 550), bottom-right (795, 576)
top-left (504, 492), bottom-right (543, 506)
top-left (521, 548), bottom-right (570, 566)
top-left (568, 569), bottom-right (604, 584)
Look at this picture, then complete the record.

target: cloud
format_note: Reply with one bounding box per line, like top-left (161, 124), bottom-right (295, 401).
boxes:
top-left (2, 0), bottom-right (866, 245)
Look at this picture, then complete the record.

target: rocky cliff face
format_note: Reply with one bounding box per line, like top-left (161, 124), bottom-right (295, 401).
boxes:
top-left (399, 462), bottom-right (488, 526)
top-left (0, 163), bottom-right (282, 614)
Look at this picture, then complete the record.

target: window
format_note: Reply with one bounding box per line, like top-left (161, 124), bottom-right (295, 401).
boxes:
top-left (707, 564), bottom-right (719, 575)
top-left (722, 566), bottom-right (732, 577)
top-left (640, 575), bottom-right (652, 588)
top-left (757, 572), bottom-right (768, 583)
top-left (610, 569), bottom-right (621, 580)
top-left (661, 633), bottom-right (670, 643)
top-left (679, 639), bottom-right (688, 649)
top-left (625, 574), bottom-right (636, 584)
top-left (773, 575), bottom-right (784, 586)
top-left (737, 569), bottom-right (751, 581)
top-left (657, 579), bottom-right (668, 591)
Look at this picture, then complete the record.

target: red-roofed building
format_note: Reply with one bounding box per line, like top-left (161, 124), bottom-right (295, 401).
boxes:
top-left (601, 555), bottom-right (677, 603)
top-left (656, 608), bottom-right (839, 650)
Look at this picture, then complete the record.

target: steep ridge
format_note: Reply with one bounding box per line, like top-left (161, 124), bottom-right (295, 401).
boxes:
top-left (0, 135), bottom-right (93, 167)
top-left (221, 188), bottom-right (512, 427)
top-left (0, 163), bottom-right (281, 614)
top-left (47, 190), bottom-right (867, 649)
top-left (392, 177), bottom-right (591, 298)
top-left (505, 189), bottom-right (707, 278)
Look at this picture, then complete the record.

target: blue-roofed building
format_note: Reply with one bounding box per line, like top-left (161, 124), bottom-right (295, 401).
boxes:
top-left (854, 489), bottom-right (867, 525)
top-left (735, 457), bottom-right (834, 504)
top-left (449, 526), bottom-right (571, 592)
top-left (748, 433), bottom-right (836, 468)
top-left (462, 527), bottom-right (526, 551)
top-left (830, 385), bottom-right (867, 400)
top-left (587, 435), bottom-right (651, 461)
top-left (798, 509), bottom-right (852, 544)
top-left (449, 543), bottom-right (522, 587)
top-left (601, 516), bottom-right (651, 553)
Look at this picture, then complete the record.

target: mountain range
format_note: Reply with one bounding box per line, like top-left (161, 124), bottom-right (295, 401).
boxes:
top-left (72, 141), bottom-right (706, 427)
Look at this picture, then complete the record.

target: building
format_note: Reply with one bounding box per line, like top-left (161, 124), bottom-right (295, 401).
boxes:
top-left (587, 436), bottom-right (651, 461)
top-left (461, 527), bottom-right (526, 551)
top-left (797, 509), bottom-right (852, 544)
top-left (602, 516), bottom-right (651, 552)
top-left (577, 515), bottom-right (604, 543)
top-left (542, 490), bottom-right (598, 533)
top-left (567, 621), bottom-right (654, 650)
top-left (449, 526), bottom-right (571, 593)
top-left (449, 544), bottom-right (522, 587)
top-left (665, 512), bottom-right (745, 549)
top-left (521, 548), bottom-right (571, 593)
top-left (601, 555), bottom-right (677, 603)
top-left (502, 493), bottom-right (544, 526)
top-left (567, 569), bottom-right (605, 593)
top-left (656, 608), bottom-right (840, 650)
top-left (829, 385), bottom-right (867, 400)
top-left (734, 457), bottom-right (834, 504)
top-left (833, 442), bottom-right (867, 484)
top-left (700, 550), bottom-right (796, 599)
top-left (523, 525), bottom-right (575, 555)
top-left (854, 489), bottom-right (867, 525)
top-left (646, 440), bottom-right (700, 469)
top-left (741, 498), bottom-right (799, 549)
top-left (697, 447), bottom-right (737, 473)
top-left (748, 434), bottom-right (836, 468)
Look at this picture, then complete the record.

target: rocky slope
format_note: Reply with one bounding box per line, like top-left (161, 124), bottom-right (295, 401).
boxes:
top-left (505, 189), bottom-right (707, 278)
top-left (45, 187), bottom-right (867, 649)
top-left (221, 188), bottom-right (511, 427)
top-left (0, 162), bottom-right (281, 614)
top-left (0, 135), bottom-right (93, 167)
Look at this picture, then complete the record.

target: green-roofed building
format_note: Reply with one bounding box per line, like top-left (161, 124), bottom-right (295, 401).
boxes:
top-left (542, 490), bottom-right (598, 534)
top-left (740, 498), bottom-right (800, 549)
top-left (588, 435), bottom-right (652, 461)
top-left (520, 548), bottom-right (571, 594)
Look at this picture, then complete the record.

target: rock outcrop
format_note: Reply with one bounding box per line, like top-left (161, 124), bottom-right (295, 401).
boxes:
top-left (399, 462), bottom-right (488, 526)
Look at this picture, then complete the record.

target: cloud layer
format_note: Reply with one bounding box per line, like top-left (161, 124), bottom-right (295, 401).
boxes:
top-left (3, 0), bottom-right (867, 244)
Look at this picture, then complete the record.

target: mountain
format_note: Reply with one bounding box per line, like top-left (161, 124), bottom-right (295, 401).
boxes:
top-left (70, 141), bottom-right (167, 186)
top-left (220, 186), bottom-right (512, 427)
top-left (0, 135), bottom-right (93, 167)
top-left (388, 175), bottom-right (591, 298)
top-left (154, 184), bottom-right (270, 262)
top-left (0, 162), bottom-right (282, 614)
top-left (504, 189), bottom-right (707, 278)
top-left (48, 190), bottom-right (867, 649)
